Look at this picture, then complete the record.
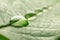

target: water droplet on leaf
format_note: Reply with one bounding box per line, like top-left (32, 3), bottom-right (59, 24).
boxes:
top-left (12, 19), bottom-right (28, 27)
top-left (25, 13), bottom-right (36, 20)
top-left (35, 9), bottom-right (43, 13)
top-left (10, 16), bottom-right (28, 27)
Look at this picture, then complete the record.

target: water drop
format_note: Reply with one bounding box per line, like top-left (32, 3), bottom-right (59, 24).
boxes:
top-left (10, 16), bottom-right (28, 27)
top-left (25, 13), bottom-right (36, 20)
top-left (35, 9), bottom-right (43, 13)
top-left (12, 19), bottom-right (28, 27)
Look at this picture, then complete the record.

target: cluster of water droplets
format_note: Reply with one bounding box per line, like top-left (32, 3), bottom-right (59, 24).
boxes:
top-left (0, 5), bottom-right (53, 28)
top-left (10, 5), bottom-right (52, 27)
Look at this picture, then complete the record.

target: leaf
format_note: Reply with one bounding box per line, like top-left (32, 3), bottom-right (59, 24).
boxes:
top-left (0, 34), bottom-right (9, 40)
top-left (0, 0), bottom-right (60, 40)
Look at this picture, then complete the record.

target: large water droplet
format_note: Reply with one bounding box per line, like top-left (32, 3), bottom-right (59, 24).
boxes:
top-left (10, 16), bottom-right (28, 27)
top-left (12, 19), bottom-right (28, 27)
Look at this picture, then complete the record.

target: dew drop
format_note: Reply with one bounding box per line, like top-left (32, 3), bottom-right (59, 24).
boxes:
top-left (35, 9), bottom-right (43, 13)
top-left (25, 13), bottom-right (36, 20)
top-left (10, 16), bottom-right (28, 27)
top-left (12, 19), bottom-right (29, 27)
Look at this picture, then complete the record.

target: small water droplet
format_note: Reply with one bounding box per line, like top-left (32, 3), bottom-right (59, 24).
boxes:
top-left (35, 9), bottom-right (43, 13)
top-left (25, 13), bottom-right (36, 20)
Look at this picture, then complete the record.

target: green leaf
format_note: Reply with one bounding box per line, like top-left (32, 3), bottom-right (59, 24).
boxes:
top-left (0, 34), bottom-right (9, 40)
top-left (0, 0), bottom-right (60, 40)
